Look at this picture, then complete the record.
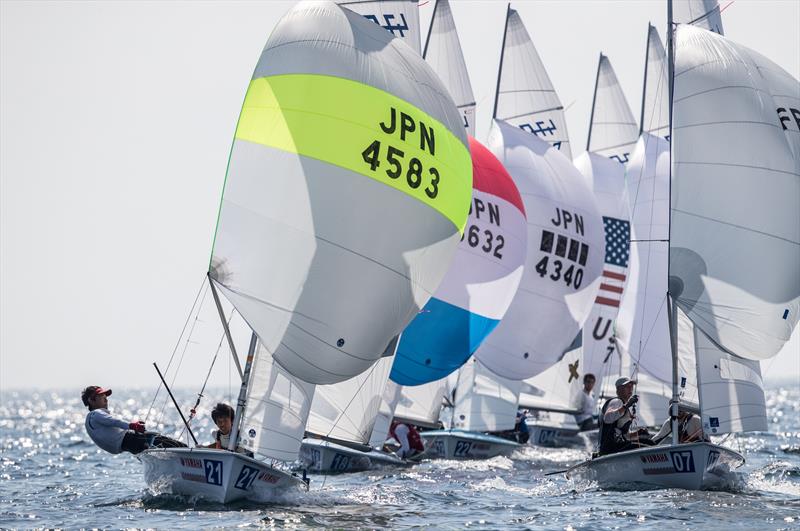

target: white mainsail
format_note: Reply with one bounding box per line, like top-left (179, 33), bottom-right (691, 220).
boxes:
top-left (452, 357), bottom-right (520, 432)
top-left (674, 0), bottom-right (724, 34)
top-left (339, 0), bottom-right (421, 54)
top-left (210, 1), bottom-right (472, 385)
top-left (493, 7), bottom-right (571, 159)
top-left (586, 54), bottom-right (639, 164)
top-left (423, 0), bottom-right (476, 136)
top-left (476, 119), bottom-right (604, 380)
top-left (640, 24), bottom-right (670, 140)
top-left (670, 24), bottom-right (800, 361)
top-left (394, 378), bottom-right (449, 428)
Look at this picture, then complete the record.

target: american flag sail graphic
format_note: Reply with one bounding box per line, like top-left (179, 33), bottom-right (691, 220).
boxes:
top-left (596, 216), bottom-right (630, 307)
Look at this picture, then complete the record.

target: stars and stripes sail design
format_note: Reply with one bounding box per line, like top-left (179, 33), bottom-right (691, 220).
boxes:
top-left (595, 216), bottom-right (630, 308)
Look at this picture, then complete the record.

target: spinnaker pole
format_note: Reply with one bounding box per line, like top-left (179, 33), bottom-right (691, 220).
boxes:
top-left (229, 331), bottom-right (258, 452)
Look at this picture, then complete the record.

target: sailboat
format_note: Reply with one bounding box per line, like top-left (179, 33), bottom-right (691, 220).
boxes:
top-left (139, 0), bottom-right (473, 502)
top-left (566, 4), bottom-right (800, 490)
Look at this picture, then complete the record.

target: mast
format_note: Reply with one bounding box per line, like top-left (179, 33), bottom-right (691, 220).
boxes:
top-left (666, 0), bottom-right (680, 447)
top-left (492, 3), bottom-right (512, 119)
top-left (586, 52), bottom-right (603, 152)
top-left (421, 0), bottom-right (439, 59)
top-left (639, 24), bottom-right (652, 136)
top-left (208, 274), bottom-right (244, 380)
top-left (229, 331), bottom-right (258, 451)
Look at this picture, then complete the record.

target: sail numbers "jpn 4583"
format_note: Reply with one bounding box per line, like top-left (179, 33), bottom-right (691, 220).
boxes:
top-left (362, 107), bottom-right (440, 199)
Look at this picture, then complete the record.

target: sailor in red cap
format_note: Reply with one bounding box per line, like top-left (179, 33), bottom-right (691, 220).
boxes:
top-left (81, 385), bottom-right (185, 454)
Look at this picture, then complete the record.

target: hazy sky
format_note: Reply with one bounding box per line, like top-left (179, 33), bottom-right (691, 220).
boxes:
top-left (1, 0), bottom-right (798, 391)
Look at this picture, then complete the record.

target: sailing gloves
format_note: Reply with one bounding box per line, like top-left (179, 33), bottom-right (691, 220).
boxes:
top-left (625, 395), bottom-right (639, 408)
top-left (129, 421), bottom-right (146, 433)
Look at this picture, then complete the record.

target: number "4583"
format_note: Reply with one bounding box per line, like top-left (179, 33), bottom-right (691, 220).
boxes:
top-left (362, 140), bottom-right (440, 199)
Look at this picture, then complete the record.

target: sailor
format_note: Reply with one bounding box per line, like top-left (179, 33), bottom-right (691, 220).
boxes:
top-left (82, 385), bottom-right (186, 455)
top-left (574, 373), bottom-right (598, 431)
top-left (652, 408), bottom-right (709, 444)
top-left (514, 409), bottom-right (530, 444)
top-left (205, 402), bottom-right (252, 456)
top-left (389, 420), bottom-right (424, 459)
top-left (598, 377), bottom-right (654, 455)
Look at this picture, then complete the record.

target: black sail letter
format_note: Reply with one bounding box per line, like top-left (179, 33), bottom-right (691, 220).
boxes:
top-left (380, 107), bottom-right (397, 134)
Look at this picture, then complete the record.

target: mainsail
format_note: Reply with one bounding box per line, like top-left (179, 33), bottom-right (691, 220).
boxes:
top-left (586, 54), bottom-right (639, 164)
top-left (674, 0), bottom-right (724, 34)
top-left (640, 24), bottom-right (670, 140)
top-left (423, 0), bottom-right (476, 136)
top-left (476, 120), bottom-right (604, 380)
top-left (493, 7), bottom-right (572, 159)
top-left (389, 137), bottom-right (527, 385)
top-left (669, 24), bottom-right (800, 361)
top-left (339, 0), bottom-right (421, 54)
top-left (209, 1), bottom-right (472, 386)
top-left (452, 357), bottom-right (521, 432)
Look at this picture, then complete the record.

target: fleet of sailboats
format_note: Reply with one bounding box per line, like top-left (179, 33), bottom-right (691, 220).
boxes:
top-left (136, 0), bottom-right (798, 499)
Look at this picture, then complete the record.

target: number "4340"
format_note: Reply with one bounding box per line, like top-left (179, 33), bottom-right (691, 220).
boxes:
top-left (534, 256), bottom-right (583, 289)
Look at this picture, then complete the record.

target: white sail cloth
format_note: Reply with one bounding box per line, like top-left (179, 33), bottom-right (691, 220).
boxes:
top-left (423, 0), bottom-right (476, 136)
top-left (394, 378), bottom-right (449, 428)
top-left (210, 1), bottom-right (471, 384)
top-left (674, 0), bottom-right (724, 34)
top-left (641, 25), bottom-right (670, 140)
top-left (494, 8), bottom-right (571, 159)
top-left (305, 355), bottom-right (394, 444)
top-left (452, 357), bottom-right (520, 432)
top-left (587, 54), bottom-right (639, 164)
top-left (239, 342), bottom-right (316, 461)
top-left (670, 24), bottom-right (800, 361)
top-left (615, 133), bottom-right (672, 384)
top-left (573, 152), bottom-right (631, 390)
top-left (338, 0), bottom-right (421, 54)
top-left (476, 119), bottom-right (603, 380)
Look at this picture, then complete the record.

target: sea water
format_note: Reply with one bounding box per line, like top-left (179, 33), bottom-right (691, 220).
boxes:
top-left (1, 386), bottom-right (798, 529)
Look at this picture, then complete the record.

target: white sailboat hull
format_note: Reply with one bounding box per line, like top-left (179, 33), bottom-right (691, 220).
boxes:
top-left (299, 438), bottom-right (407, 473)
top-left (421, 430), bottom-right (520, 460)
top-left (140, 448), bottom-right (307, 503)
top-left (565, 442), bottom-right (744, 490)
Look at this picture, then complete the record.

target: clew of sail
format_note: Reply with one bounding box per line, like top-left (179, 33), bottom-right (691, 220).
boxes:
top-left (338, 0), bottom-right (421, 54)
top-left (389, 137), bottom-right (527, 386)
top-left (493, 7), bottom-right (571, 159)
top-left (475, 119), bottom-right (603, 380)
top-left (670, 24), bottom-right (800, 361)
top-left (587, 54), bottom-right (639, 165)
top-left (423, 0), bottom-right (476, 136)
top-left (209, 1), bottom-right (472, 385)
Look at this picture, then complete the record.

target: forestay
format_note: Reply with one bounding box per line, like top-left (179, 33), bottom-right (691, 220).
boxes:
top-left (494, 8), bottom-right (571, 159)
top-left (209, 1), bottom-right (472, 385)
top-left (339, 0), bottom-right (421, 54)
top-left (423, 0), bottom-right (476, 136)
top-left (475, 120), bottom-right (603, 380)
top-left (452, 357), bottom-right (520, 433)
top-left (573, 153), bottom-right (631, 390)
top-left (239, 342), bottom-right (316, 462)
top-left (587, 54), bottom-right (639, 165)
top-left (670, 24), bottom-right (800, 361)
top-left (305, 355), bottom-right (394, 445)
top-left (390, 137), bottom-right (527, 385)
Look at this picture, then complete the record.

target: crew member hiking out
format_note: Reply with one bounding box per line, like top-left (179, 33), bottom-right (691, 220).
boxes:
top-left (82, 385), bottom-right (186, 455)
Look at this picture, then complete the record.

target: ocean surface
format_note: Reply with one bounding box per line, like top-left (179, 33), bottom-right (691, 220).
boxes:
top-left (1, 385), bottom-right (798, 530)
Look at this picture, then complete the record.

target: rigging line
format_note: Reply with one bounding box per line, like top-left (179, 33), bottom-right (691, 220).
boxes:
top-left (145, 275), bottom-right (208, 423)
top-left (672, 207), bottom-right (800, 245)
top-left (323, 358), bottom-right (384, 441)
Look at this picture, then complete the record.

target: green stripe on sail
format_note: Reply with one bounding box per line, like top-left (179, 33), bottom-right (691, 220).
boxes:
top-left (235, 74), bottom-right (472, 232)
